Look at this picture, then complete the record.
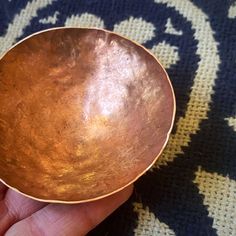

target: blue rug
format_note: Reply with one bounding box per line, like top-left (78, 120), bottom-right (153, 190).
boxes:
top-left (0, 0), bottom-right (235, 235)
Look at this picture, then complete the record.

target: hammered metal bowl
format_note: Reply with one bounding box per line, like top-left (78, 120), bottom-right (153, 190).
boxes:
top-left (0, 28), bottom-right (175, 203)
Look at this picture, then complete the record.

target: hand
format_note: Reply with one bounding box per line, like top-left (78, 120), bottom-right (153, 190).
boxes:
top-left (0, 182), bottom-right (133, 236)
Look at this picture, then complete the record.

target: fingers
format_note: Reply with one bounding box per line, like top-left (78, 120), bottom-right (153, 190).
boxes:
top-left (0, 181), bottom-right (8, 200)
top-left (5, 185), bottom-right (133, 236)
top-left (0, 189), bottom-right (47, 235)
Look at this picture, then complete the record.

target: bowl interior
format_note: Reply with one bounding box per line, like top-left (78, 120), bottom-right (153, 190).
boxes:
top-left (0, 28), bottom-right (175, 202)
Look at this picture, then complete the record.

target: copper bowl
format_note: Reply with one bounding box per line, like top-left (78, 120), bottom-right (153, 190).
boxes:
top-left (0, 28), bottom-right (175, 203)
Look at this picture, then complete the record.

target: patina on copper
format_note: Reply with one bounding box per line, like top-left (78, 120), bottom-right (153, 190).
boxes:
top-left (0, 28), bottom-right (175, 203)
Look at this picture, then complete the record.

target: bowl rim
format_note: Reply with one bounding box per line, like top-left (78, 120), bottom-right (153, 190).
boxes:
top-left (0, 26), bottom-right (176, 204)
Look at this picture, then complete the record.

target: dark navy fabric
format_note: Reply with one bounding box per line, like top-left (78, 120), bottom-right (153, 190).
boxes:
top-left (0, 1), bottom-right (235, 235)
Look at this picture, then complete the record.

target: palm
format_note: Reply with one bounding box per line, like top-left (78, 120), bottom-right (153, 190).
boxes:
top-left (0, 182), bottom-right (132, 236)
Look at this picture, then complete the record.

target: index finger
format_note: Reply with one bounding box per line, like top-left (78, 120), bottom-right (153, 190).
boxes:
top-left (5, 184), bottom-right (133, 236)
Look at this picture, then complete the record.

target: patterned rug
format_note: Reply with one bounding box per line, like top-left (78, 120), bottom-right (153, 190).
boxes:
top-left (0, 0), bottom-right (235, 235)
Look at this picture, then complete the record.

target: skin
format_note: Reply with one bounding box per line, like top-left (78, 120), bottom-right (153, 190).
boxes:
top-left (0, 182), bottom-right (133, 236)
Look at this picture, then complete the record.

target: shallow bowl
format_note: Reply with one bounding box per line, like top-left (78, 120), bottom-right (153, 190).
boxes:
top-left (0, 28), bottom-right (175, 203)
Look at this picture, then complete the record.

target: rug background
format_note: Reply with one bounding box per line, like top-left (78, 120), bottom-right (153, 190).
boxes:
top-left (0, 0), bottom-right (235, 235)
